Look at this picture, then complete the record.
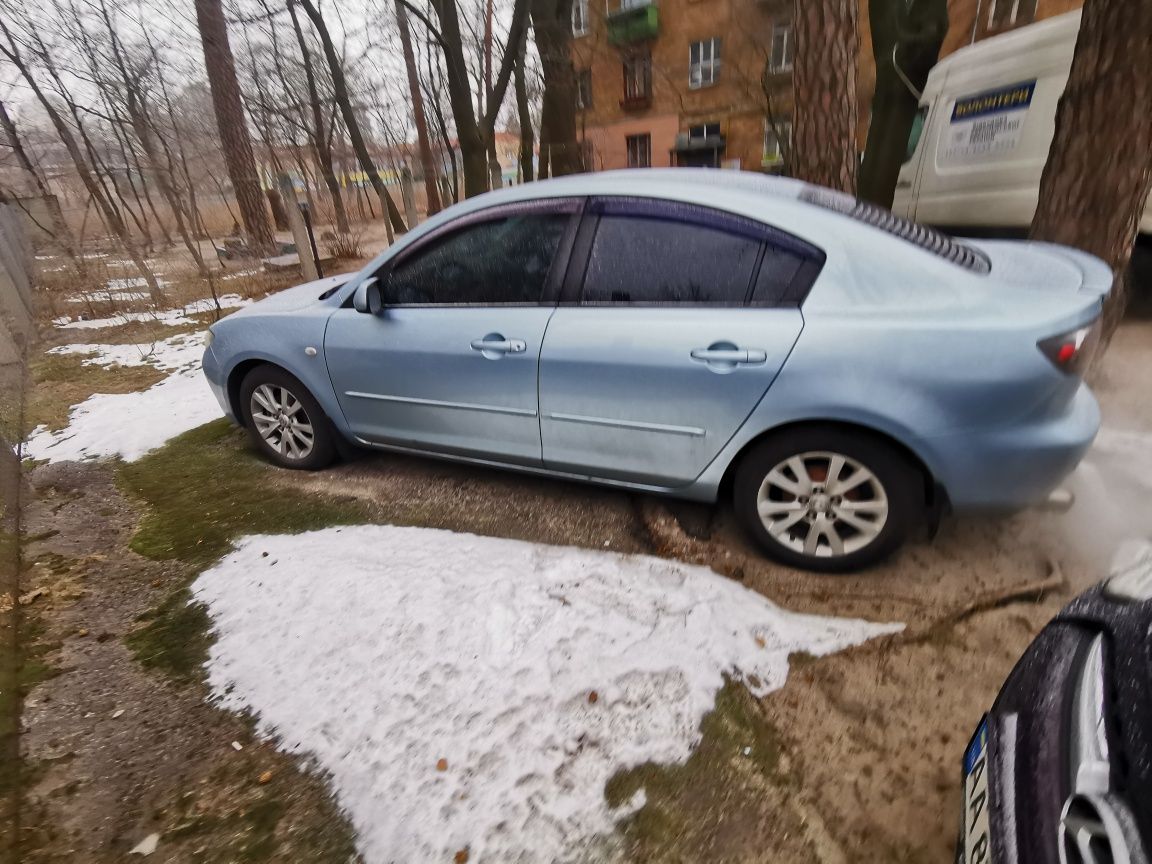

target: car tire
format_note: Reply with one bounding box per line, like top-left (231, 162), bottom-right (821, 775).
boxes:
top-left (239, 365), bottom-right (336, 470)
top-left (734, 426), bottom-right (923, 573)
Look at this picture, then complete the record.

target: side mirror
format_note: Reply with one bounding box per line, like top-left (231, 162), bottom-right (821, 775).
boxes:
top-left (353, 277), bottom-right (384, 316)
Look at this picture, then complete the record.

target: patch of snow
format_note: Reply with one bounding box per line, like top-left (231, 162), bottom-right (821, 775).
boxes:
top-left (53, 293), bottom-right (250, 330)
top-left (23, 332), bottom-right (220, 463)
top-left (194, 527), bottom-right (901, 863)
top-left (68, 290), bottom-right (150, 303)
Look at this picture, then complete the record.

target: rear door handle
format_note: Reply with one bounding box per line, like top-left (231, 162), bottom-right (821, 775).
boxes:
top-left (690, 348), bottom-right (767, 364)
top-left (470, 337), bottom-right (526, 354)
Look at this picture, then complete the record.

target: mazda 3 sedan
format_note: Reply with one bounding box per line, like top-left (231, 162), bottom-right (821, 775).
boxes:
top-left (956, 543), bottom-right (1152, 864)
top-left (202, 169), bottom-right (1108, 572)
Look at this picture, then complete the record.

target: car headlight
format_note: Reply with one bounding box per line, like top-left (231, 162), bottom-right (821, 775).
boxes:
top-left (203, 328), bottom-right (215, 348)
top-left (1104, 540), bottom-right (1152, 602)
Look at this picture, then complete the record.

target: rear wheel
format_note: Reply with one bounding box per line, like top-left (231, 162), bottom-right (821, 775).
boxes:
top-left (240, 366), bottom-right (336, 470)
top-left (734, 427), bottom-right (922, 572)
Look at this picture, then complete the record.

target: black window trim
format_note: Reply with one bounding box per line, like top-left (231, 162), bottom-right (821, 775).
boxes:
top-left (370, 197), bottom-right (585, 308)
top-left (562, 195), bottom-right (825, 308)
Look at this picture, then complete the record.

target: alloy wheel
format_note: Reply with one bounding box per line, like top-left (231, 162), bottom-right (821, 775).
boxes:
top-left (249, 383), bottom-right (315, 460)
top-left (755, 450), bottom-right (889, 558)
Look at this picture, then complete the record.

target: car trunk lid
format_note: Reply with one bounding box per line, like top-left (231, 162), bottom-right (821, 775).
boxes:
top-left (966, 240), bottom-right (1114, 299)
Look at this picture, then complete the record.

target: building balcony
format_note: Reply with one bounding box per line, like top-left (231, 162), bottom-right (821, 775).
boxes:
top-left (620, 92), bottom-right (652, 111)
top-left (607, 2), bottom-right (659, 46)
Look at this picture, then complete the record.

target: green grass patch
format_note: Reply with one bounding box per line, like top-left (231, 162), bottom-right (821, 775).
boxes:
top-left (604, 679), bottom-right (791, 858)
top-left (28, 352), bottom-right (165, 433)
top-left (118, 419), bottom-right (371, 569)
top-left (117, 419), bottom-right (372, 681)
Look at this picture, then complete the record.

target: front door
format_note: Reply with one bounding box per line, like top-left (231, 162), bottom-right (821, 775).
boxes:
top-left (325, 202), bottom-right (579, 465)
top-left (539, 198), bottom-right (812, 487)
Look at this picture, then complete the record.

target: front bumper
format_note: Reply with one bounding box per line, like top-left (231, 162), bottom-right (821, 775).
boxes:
top-left (201, 346), bottom-right (235, 422)
top-left (920, 383), bottom-right (1100, 511)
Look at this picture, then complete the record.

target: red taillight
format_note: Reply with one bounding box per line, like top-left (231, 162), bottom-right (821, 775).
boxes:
top-left (1038, 320), bottom-right (1100, 375)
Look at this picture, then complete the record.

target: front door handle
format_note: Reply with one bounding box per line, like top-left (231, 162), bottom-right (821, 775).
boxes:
top-left (470, 335), bottom-right (527, 357)
top-left (690, 348), bottom-right (767, 364)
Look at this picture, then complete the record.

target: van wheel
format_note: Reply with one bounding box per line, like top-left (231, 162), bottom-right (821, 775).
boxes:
top-left (239, 366), bottom-right (336, 470)
top-left (733, 427), bottom-right (922, 573)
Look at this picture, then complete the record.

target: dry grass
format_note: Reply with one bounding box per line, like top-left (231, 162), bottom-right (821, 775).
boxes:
top-left (27, 352), bottom-right (166, 434)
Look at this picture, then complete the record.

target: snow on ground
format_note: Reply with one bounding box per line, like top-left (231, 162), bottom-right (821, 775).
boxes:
top-left (23, 332), bottom-right (222, 463)
top-left (53, 293), bottom-right (250, 330)
top-left (194, 526), bottom-right (902, 863)
top-left (68, 290), bottom-right (150, 303)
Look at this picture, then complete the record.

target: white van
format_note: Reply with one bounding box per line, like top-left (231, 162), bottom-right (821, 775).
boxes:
top-left (893, 10), bottom-right (1151, 278)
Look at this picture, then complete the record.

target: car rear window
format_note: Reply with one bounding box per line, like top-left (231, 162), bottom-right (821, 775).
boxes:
top-left (799, 187), bottom-right (991, 274)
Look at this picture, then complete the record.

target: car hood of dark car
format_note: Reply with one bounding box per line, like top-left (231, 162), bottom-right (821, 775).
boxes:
top-left (231, 274), bottom-right (350, 317)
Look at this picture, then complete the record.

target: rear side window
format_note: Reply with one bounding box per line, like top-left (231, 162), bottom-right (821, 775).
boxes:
top-left (751, 247), bottom-right (808, 305)
top-left (385, 213), bottom-right (569, 305)
top-left (581, 207), bottom-right (761, 305)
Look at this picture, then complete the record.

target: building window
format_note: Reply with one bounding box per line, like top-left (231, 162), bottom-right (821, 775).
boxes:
top-left (626, 134), bottom-right (652, 168)
top-left (763, 119), bottom-right (791, 167)
top-left (689, 38), bottom-right (721, 89)
top-left (769, 23), bottom-right (793, 72)
top-left (577, 70), bottom-right (593, 109)
top-left (988, 0), bottom-right (1037, 29)
top-left (572, 0), bottom-right (589, 36)
top-left (622, 50), bottom-right (652, 106)
top-left (689, 122), bottom-right (721, 141)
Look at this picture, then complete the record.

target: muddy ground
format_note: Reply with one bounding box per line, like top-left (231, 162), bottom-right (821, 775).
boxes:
top-left (12, 285), bottom-right (1152, 862)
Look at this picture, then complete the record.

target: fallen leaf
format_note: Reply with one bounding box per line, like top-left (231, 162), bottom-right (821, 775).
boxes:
top-left (258, 770), bottom-right (273, 784)
top-left (454, 849), bottom-right (469, 863)
top-left (436, 758), bottom-right (448, 772)
top-left (588, 691), bottom-right (598, 704)
top-left (129, 833), bottom-right (160, 856)
top-left (76, 628), bottom-right (89, 637)
top-left (754, 636), bottom-right (766, 648)
top-left (111, 709), bottom-right (125, 719)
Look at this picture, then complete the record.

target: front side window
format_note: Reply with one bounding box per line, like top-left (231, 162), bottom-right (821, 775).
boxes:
top-left (769, 23), bottom-right (793, 72)
top-left (384, 213), bottom-right (569, 305)
top-left (625, 134), bottom-right (651, 168)
top-left (582, 205), bottom-right (761, 305)
top-left (689, 38), bottom-right (721, 88)
top-left (572, 0), bottom-right (589, 36)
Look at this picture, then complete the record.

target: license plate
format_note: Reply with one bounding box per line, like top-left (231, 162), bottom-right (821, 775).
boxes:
top-left (961, 717), bottom-right (992, 864)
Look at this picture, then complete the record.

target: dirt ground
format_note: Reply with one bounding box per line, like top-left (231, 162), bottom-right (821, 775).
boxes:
top-left (12, 244), bottom-right (1152, 863)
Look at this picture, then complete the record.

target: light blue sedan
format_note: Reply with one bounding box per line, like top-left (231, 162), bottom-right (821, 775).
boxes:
top-left (203, 170), bottom-right (1108, 571)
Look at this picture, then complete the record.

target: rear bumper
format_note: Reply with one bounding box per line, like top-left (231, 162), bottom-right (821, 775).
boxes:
top-left (919, 383), bottom-right (1099, 511)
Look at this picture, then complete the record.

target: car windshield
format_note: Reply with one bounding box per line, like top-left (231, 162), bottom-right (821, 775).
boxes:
top-left (798, 187), bottom-right (992, 274)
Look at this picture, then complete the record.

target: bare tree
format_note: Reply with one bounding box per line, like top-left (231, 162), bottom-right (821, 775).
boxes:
top-left (1031, 0), bottom-right (1152, 336)
top-left (531, 0), bottom-right (580, 175)
top-left (0, 14), bottom-right (165, 302)
top-left (195, 0), bottom-right (277, 253)
top-left (293, 0), bottom-right (407, 236)
top-left (791, 0), bottom-right (860, 193)
top-left (396, 0), bottom-right (443, 215)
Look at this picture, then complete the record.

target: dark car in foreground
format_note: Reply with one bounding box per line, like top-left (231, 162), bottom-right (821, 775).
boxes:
top-left (958, 543), bottom-right (1152, 864)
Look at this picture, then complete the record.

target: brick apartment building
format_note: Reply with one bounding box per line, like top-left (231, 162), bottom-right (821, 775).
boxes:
top-left (570, 0), bottom-right (1082, 173)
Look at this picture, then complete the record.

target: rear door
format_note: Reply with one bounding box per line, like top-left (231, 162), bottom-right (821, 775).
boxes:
top-left (325, 199), bottom-right (580, 466)
top-left (538, 197), bottom-right (817, 487)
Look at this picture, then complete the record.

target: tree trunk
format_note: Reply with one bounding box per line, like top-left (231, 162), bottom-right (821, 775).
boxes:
top-left (395, 0), bottom-right (443, 215)
top-left (287, 0), bottom-right (351, 233)
top-left (294, 0), bottom-right (407, 235)
top-left (194, 0), bottom-right (277, 254)
top-left (514, 37), bottom-right (535, 183)
top-left (1030, 0), bottom-right (1152, 336)
top-left (791, 0), bottom-right (860, 193)
top-left (532, 0), bottom-right (580, 176)
top-left (858, 0), bottom-right (947, 207)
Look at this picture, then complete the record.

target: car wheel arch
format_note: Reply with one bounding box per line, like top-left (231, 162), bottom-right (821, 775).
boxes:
top-left (720, 419), bottom-right (942, 512)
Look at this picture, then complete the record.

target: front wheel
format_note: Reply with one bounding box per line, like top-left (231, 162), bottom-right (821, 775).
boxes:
top-left (733, 427), bottom-right (922, 573)
top-left (239, 365), bottom-right (336, 470)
